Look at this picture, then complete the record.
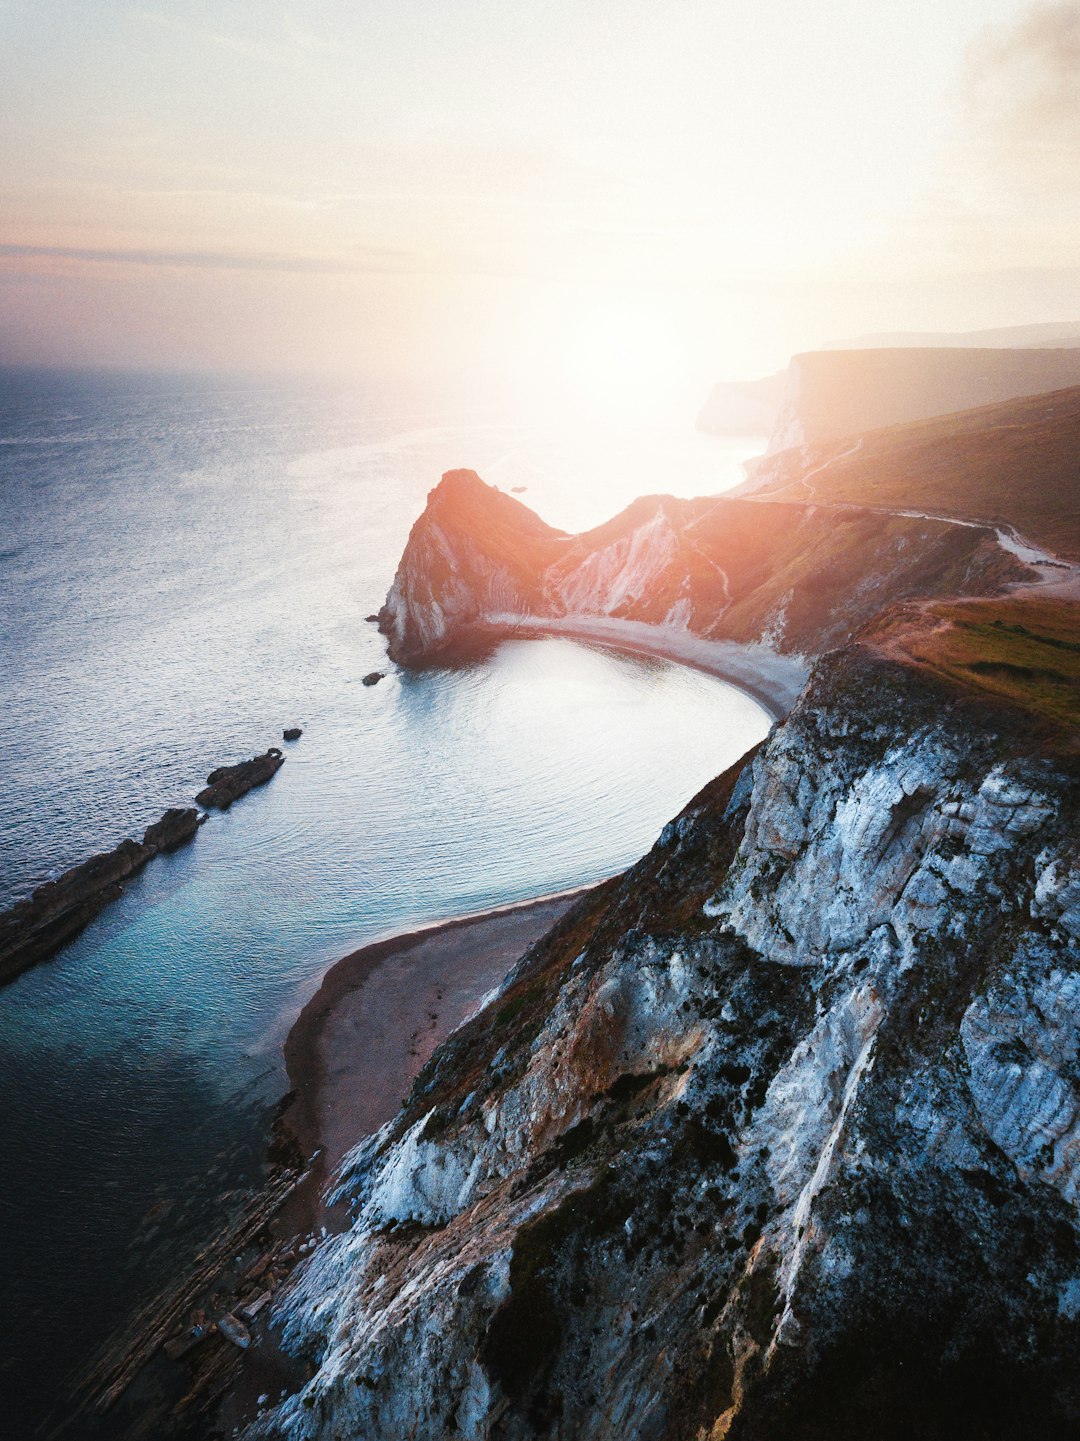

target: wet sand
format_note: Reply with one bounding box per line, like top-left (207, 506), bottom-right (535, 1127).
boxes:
top-left (279, 888), bottom-right (595, 1231)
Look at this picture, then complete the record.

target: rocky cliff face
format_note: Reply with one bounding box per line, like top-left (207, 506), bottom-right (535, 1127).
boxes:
top-left (380, 471), bottom-right (1024, 668)
top-left (244, 647), bottom-right (1080, 1440)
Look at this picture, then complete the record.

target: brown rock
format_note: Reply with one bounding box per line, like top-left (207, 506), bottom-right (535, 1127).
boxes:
top-left (195, 750), bottom-right (285, 810)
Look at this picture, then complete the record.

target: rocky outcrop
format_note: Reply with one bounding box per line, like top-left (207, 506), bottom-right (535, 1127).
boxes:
top-left (1, 745), bottom-right (287, 986)
top-left (142, 806), bottom-right (203, 853)
top-left (0, 808), bottom-right (204, 986)
top-left (378, 469), bottom-right (568, 664)
top-left (196, 750), bottom-right (284, 810)
top-left (242, 647), bottom-right (1080, 1440)
top-left (283, 727), bottom-right (303, 742)
top-left (379, 469), bottom-right (1026, 669)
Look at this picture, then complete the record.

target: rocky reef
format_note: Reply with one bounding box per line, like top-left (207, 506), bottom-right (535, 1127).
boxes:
top-left (1, 740), bottom-right (289, 986)
top-left (196, 750), bottom-right (285, 810)
top-left (244, 646), bottom-right (1080, 1440)
top-left (0, 807), bottom-right (203, 986)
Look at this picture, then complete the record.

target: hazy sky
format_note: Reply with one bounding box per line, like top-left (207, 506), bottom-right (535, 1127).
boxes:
top-left (1, 0), bottom-right (1078, 408)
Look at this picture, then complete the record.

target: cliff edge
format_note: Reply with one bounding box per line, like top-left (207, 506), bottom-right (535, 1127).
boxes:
top-left (380, 464), bottom-right (1029, 677)
top-left (245, 646), bottom-right (1080, 1440)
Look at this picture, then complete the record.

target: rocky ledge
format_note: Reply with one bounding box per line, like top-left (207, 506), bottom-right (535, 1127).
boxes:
top-left (243, 645), bottom-right (1080, 1440)
top-left (0, 807), bottom-right (204, 987)
top-left (196, 750), bottom-right (285, 810)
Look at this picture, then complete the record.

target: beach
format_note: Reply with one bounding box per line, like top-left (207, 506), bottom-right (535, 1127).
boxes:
top-left (469, 614), bottom-right (807, 720)
top-left (273, 621), bottom-right (799, 1226)
top-left (277, 887), bottom-right (599, 1232)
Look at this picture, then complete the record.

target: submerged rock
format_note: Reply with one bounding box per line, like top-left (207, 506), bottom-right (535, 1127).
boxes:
top-left (0, 807), bottom-right (204, 986)
top-left (196, 750), bottom-right (285, 810)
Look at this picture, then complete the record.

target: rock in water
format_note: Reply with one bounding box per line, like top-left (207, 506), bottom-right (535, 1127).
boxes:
top-left (0, 805), bottom-right (203, 987)
top-left (196, 750), bottom-right (284, 810)
top-left (0, 840), bottom-right (153, 986)
top-left (361, 671), bottom-right (385, 687)
top-left (283, 727), bottom-right (303, 742)
top-left (142, 807), bottom-right (204, 852)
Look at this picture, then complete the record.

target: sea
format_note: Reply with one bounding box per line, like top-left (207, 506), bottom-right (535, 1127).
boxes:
top-left (0, 366), bottom-right (770, 1436)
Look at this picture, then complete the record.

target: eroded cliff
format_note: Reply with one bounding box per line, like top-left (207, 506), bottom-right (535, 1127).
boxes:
top-left (380, 469), bottom-right (1024, 670)
top-left (244, 648), bottom-right (1080, 1440)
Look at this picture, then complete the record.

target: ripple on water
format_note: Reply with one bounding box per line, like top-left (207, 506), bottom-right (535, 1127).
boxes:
top-left (0, 369), bottom-right (768, 1436)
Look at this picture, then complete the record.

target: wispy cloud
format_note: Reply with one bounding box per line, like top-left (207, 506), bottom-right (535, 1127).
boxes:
top-left (0, 242), bottom-right (406, 273)
top-left (962, 1), bottom-right (1080, 187)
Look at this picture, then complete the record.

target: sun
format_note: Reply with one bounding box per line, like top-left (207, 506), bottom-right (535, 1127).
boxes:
top-left (512, 288), bottom-right (686, 423)
top-left (564, 301), bottom-right (683, 416)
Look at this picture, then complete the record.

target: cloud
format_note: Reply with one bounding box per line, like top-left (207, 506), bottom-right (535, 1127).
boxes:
top-left (962, 1), bottom-right (1080, 187)
top-left (0, 242), bottom-right (406, 274)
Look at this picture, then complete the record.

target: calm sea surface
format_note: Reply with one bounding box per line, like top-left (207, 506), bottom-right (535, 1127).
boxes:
top-left (0, 368), bottom-right (769, 1434)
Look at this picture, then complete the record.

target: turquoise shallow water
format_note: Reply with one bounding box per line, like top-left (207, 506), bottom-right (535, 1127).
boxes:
top-left (0, 368), bottom-right (769, 1434)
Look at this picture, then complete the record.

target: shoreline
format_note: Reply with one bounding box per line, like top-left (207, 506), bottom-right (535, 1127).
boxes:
top-left (274, 619), bottom-right (798, 1215)
top-left (455, 615), bottom-right (808, 721)
top-left (278, 882), bottom-right (605, 1231)
top-left (217, 884), bottom-right (607, 1431)
top-left (224, 629), bottom-right (786, 1427)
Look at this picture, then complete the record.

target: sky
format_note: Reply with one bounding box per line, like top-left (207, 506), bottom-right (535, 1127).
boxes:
top-left (1, 0), bottom-right (1078, 413)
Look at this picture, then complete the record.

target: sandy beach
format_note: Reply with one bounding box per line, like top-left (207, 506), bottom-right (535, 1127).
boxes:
top-left (468, 614), bottom-right (808, 720)
top-left (274, 619), bottom-right (796, 1226)
top-left (278, 887), bottom-right (597, 1230)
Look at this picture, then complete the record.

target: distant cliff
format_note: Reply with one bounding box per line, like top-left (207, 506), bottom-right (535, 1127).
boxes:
top-left (766, 345), bottom-right (1080, 452)
top-left (696, 371), bottom-right (786, 437)
top-left (246, 644), bottom-right (1080, 1440)
top-left (746, 384), bottom-right (1080, 564)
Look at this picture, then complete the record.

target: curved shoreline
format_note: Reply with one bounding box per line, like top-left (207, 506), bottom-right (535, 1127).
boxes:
top-left (278, 623), bottom-right (795, 1210)
top-left (279, 882), bottom-right (607, 1227)
top-left (453, 615), bottom-right (808, 721)
top-left (228, 624), bottom-right (786, 1428)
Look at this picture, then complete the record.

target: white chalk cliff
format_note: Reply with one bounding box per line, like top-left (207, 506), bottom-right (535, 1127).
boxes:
top-left (244, 646), bottom-right (1080, 1440)
top-left (379, 469), bottom-right (1023, 673)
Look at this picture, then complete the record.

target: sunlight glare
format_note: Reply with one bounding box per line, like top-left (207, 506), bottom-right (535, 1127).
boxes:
top-left (511, 288), bottom-right (687, 424)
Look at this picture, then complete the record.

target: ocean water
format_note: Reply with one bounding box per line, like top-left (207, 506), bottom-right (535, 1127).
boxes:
top-left (0, 367), bottom-right (769, 1434)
